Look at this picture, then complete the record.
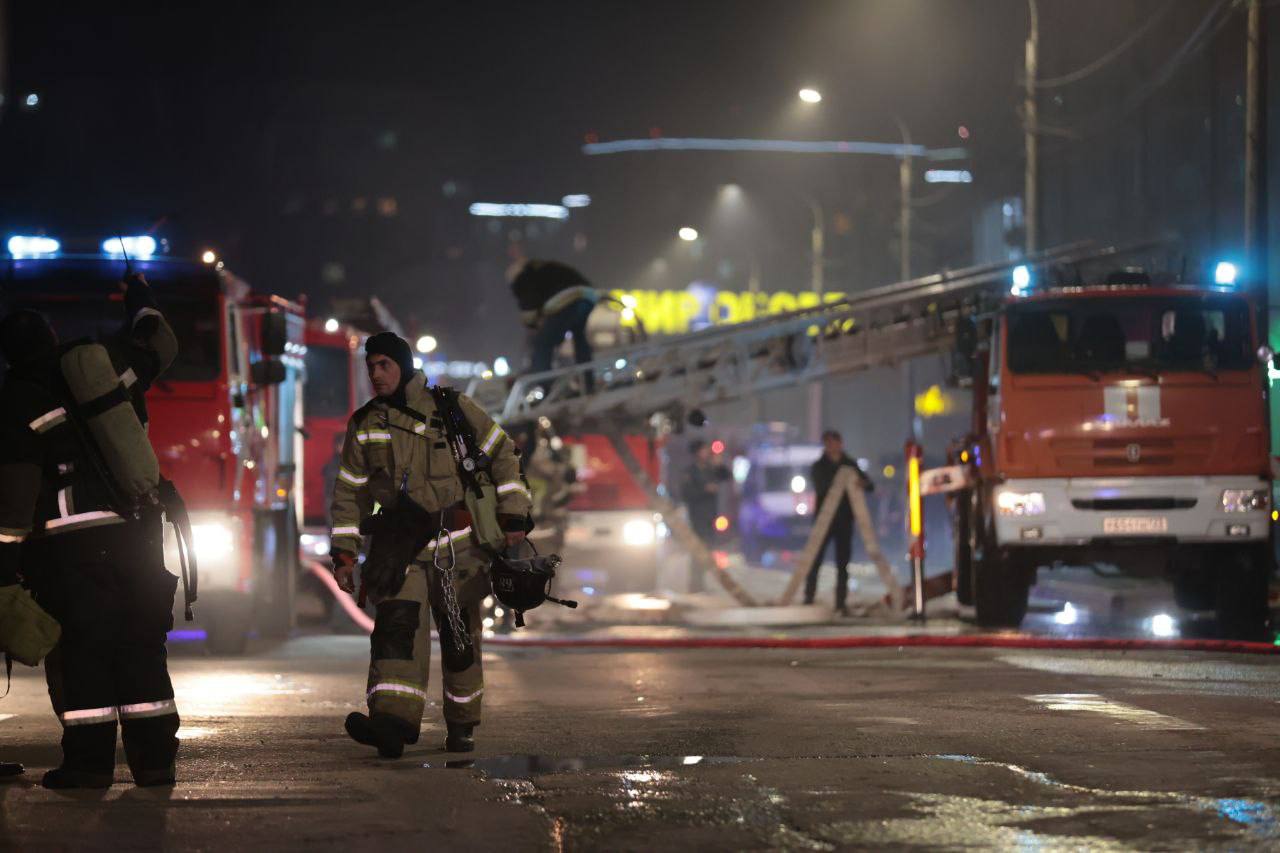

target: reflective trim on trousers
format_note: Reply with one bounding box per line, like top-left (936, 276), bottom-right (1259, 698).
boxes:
top-left (61, 706), bottom-right (118, 726)
top-left (368, 682), bottom-right (428, 702)
top-left (427, 527), bottom-right (472, 551)
top-left (331, 526), bottom-right (362, 537)
top-left (119, 699), bottom-right (178, 719)
top-left (444, 688), bottom-right (483, 704)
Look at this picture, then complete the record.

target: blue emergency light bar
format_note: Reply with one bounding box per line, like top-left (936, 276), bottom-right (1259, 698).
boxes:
top-left (102, 236), bottom-right (157, 259)
top-left (1214, 261), bottom-right (1239, 287)
top-left (6, 235), bottom-right (61, 258)
top-left (1010, 264), bottom-right (1031, 296)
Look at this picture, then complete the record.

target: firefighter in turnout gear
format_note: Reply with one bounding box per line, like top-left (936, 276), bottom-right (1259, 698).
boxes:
top-left (331, 332), bottom-right (532, 758)
top-left (0, 274), bottom-right (181, 789)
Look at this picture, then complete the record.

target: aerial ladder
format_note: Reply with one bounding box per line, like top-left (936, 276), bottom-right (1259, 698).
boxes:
top-left (469, 240), bottom-right (1158, 606)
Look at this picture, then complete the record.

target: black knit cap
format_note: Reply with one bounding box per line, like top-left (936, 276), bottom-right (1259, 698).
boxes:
top-left (364, 331), bottom-right (416, 387)
top-left (0, 310), bottom-right (58, 367)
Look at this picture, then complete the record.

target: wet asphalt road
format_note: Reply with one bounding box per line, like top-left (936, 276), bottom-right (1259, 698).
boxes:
top-left (2, 633), bottom-right (1280, 851)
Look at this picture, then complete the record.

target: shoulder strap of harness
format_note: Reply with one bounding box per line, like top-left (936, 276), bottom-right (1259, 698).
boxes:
top-left (426, 385), bottom-right (489, 498)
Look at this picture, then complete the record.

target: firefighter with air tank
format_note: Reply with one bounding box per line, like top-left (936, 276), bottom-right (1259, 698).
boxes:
top-left (0, 273), bottom-right (185, 789)
top-left (330, 332), bottom-right (533, 758)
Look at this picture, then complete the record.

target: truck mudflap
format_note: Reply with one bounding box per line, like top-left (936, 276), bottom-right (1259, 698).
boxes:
top-left (992, 476), bottom-right (1271, 547)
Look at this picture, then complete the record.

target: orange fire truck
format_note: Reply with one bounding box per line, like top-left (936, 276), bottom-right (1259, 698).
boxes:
top-left (955, 270), bottom-right (1272, 637)
top-left (3, 238), bottom-right (306, 653)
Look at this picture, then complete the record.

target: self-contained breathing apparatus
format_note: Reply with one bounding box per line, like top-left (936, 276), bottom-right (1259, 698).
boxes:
top-left (56, 333), bottom-right (198, 621)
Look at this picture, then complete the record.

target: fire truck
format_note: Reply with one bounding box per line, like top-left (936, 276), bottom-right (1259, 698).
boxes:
top-left (954, 268), bottom-right (1273, 636)
top-left (301, 318), bottom-right (368, 531)
top-left (2, 236), bottom-right (306, 653)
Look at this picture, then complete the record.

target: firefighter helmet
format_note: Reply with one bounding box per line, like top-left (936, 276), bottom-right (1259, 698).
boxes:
top-left (489, 549), bottom-right (576, 627)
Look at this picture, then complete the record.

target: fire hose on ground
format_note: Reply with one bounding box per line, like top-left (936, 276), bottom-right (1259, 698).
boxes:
top-left (307, 561), bottom-right (1278, 655)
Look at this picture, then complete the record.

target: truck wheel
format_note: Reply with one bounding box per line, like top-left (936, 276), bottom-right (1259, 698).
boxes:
top-left (972, 549), bottom-right (1030, 628)
top-left (954, 489), bottom-right (974, 606)
top-left (203, 594), bottom-right (251, 656)
top-left (1216, 545), bottom-right (1272, 641)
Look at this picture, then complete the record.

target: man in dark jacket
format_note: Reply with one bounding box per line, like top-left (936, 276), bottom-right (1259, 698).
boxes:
top-left (509, 260), bottom-right (598, 376)
top-left (682, 440), bottom-right (724, 593)
top-left (804, 430), bottom-right (873, 616)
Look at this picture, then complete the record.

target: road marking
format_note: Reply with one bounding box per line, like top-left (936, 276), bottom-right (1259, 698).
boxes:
top-left (1025, 693), bottom-right (1204, 730)
top-left (0, 714), bottom-right (14, 723)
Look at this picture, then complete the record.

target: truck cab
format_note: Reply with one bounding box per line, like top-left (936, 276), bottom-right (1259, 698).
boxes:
top-left (960, 277), bottom-right (1272, 636)
top-left (2, 240), bottom-right (306, 653)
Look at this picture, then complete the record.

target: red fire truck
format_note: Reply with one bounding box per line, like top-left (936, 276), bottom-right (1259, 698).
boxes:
top-left (2, 237), bottom-right (306, 653)
top-left (301, 318), bottom-right (368, 530)
top-left (558, 434), bottom-right (666, 593)
top-left (955, 269), bottom-right (1273, 637)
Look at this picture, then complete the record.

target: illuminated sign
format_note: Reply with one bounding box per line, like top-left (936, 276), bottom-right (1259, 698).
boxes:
top-left (913, 384), bottom-right (958, 418)
top-left (608, 288), bottom-right (846, 336)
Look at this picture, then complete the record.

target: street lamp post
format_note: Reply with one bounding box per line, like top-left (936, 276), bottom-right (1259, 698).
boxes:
top-left (1024, 0), bottom-right (1040, 255)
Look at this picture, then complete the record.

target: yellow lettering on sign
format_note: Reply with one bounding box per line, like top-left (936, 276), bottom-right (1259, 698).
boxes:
top-left (605, 289), bottom-right (848, 333)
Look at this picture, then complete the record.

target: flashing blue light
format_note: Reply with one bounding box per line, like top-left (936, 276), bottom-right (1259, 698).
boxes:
top-left (6, 235), bottom-right (61, 257)
top-left (1214, 261), bottom-right (1238, 287)
top-left (102, 235), bottom-right (157, 259)
top-left (1011, 264), bottom-right (1031, 296)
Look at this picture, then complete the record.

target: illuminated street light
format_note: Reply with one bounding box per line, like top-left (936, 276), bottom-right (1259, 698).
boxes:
top-left (678, 227), bottom-right (699, 242)
top-left (798, 88), bottom-right (822, 104)
top-left (416, 334), bottom-right (438, 354)
top-left (201, 250), bottom-right (217, 264)
top-left (324, 318), bottom-right (340, 334)
top-left (468, 202), bottom-right (569, 220)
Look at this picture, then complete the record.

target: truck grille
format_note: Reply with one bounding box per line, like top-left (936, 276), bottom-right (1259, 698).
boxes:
top-left (1049, 436), bottom-right (1212, 470)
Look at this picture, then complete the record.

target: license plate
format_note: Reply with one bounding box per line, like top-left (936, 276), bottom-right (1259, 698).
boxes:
top-left (1103, 516), bottom-right (1168, 534)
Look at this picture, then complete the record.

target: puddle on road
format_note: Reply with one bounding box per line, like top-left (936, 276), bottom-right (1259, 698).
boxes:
top-left (922, 754), bottom-right (1280, 845)
top-left (421, 754), bottom-right (751, 778)
top-left (454, 751), bottom-right (1280, 850)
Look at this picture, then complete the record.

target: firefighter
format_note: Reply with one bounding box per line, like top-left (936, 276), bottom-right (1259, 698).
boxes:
top-left (804, 430), bottom-right (874, 617)
top-left (0, 274), bottom-right (181, 789)
top-left (331, 332), bottom-right (531, 758)
top-left (509, 259), bottom-right (598, 376)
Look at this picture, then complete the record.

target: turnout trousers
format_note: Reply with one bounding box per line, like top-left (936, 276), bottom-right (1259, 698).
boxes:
top-left (804, 513), bottom-right (854, 610)
top-left (366, 540), bottom-right (490, 732)
top-left (32, 518), bottom-right (180, 784)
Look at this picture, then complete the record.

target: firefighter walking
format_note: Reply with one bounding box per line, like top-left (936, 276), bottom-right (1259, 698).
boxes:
top-left (331, 332), bottom-right (531, 758)
top-left (0, 274), bottom-right (182, 789)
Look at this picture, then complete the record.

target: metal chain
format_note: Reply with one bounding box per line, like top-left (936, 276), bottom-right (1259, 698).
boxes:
top-left (432, 524), bottom-right (470, 653)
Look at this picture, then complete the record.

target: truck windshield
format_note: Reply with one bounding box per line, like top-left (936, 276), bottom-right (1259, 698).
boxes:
top-left (1, 263), bottom-right (222, 381)
top-left (304, 345), bottom-right (351, 419)
top-left (1006, 295), bottom-right (1254, 376)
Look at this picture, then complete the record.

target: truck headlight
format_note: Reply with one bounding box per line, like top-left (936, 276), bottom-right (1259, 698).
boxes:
top-left (996, 490), bottom-right (1046, 516)
top-left (191, 522), bottom-right (235, 560)
top-left (1221, 489), bottom-right (1269, 513)
top-left (622, 518), bottom-right (656, 546)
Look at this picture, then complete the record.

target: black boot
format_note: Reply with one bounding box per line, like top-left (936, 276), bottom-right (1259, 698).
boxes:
top-left (0, 761), bottom-right (24, 777)
top-left (41, 767), bottom-right (114, 789)
top-left (345, 712), bottom-right (413, 759)
top-left (445, 722), bottom-right (475, 753)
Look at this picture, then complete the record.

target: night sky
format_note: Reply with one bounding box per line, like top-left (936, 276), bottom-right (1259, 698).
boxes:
top-left (0, 0), bottom-right (1266, 362)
